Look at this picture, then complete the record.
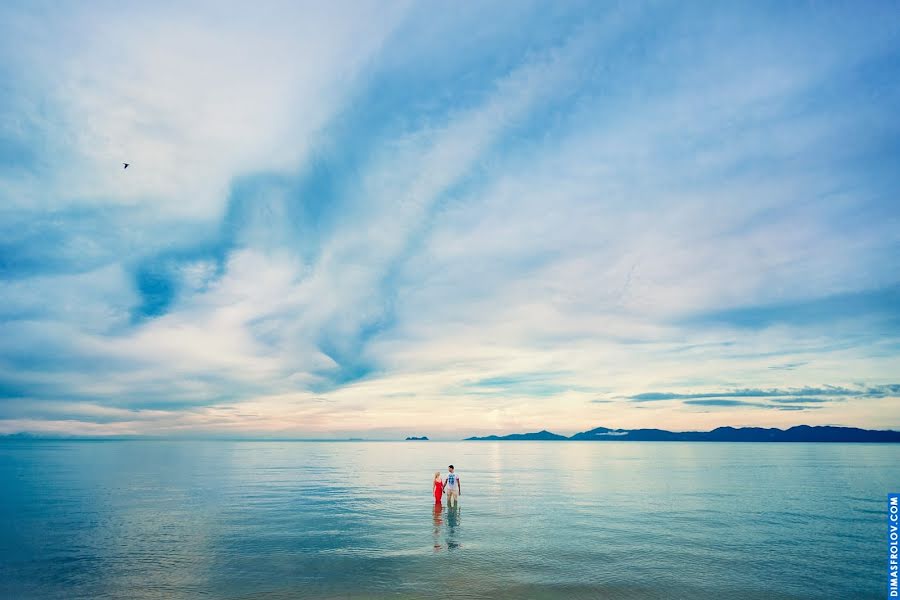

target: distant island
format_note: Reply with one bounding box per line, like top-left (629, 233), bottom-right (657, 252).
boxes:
top-left (466, 429), bottom-right (566, 441)
top-left (466, 425), bottom-right (900, 442)
top-left (405, 436), bottom-right (429, 441)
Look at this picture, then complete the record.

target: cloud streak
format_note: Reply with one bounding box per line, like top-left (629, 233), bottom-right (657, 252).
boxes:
top-left (628, 385), bottom-right (900, 402)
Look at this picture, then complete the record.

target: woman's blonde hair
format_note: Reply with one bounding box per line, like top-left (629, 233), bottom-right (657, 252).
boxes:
top-left (434, 471), bottom-right (441, 479)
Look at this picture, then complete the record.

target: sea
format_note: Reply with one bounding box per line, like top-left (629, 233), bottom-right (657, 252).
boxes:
top-left (0, 439), bottom-right (895, 599)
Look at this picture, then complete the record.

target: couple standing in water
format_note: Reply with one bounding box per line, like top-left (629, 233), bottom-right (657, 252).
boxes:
top-left (432, 465), bottom-right (461, 506)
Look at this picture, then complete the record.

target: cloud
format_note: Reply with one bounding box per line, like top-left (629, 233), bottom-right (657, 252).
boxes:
top-left (683, 399), bottom-right (764, 407)
top-left (1, 1), bottom-right (409, 213)
top-left (628, 385), bottom-right (899, 402)
top-left (681, 399), bottom-right (823, 411)
top-left (628, 384), bottom-right (893, 416)
top-left (768, 362), bottom-right (807, 371)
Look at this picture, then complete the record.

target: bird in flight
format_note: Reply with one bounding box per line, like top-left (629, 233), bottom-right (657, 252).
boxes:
top-left (123, 163), bottom-right (130, 169)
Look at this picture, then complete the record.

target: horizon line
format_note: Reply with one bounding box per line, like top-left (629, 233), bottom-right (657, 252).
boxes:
top-left (3, 422), bottom-right (899, 442)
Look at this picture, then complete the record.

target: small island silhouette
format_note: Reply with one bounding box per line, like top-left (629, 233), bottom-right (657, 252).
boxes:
top-left (465, 425), bottom-right (900, 442)
top-left (405, 436), bottom-right (429, 441)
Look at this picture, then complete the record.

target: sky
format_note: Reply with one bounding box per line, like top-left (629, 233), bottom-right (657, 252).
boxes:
top-left (1, 1), bottom-right (899, 439)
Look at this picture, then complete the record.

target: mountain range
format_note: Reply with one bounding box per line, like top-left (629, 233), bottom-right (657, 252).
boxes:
top-left (465, 425), bottom-right (900, 442)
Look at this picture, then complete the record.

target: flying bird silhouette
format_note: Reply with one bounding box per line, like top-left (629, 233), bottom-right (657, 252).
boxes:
top-left (123, 163), bottom-right (129, 169)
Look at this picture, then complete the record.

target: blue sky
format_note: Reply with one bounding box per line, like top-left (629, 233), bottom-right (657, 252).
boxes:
top-left (1, 1), bottom-right (898, 438)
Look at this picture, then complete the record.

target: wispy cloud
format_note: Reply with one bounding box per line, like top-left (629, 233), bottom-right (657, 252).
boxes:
top-left (768, 362), bottom-right (807, 371)
top-left (628, 385), bottom-right (900, 402)
top-left (681, 399), bottom-right (824, 411)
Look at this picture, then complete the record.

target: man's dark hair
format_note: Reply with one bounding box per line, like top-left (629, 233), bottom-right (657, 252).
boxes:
top-left (448, 465), bottom-right (454, 469)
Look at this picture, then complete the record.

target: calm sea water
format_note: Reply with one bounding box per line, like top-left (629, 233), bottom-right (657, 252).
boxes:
top-left (0, 440), bottom-right (895, 599)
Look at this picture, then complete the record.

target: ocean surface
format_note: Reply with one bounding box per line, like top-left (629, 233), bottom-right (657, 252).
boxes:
top-left (0, 440), bottom-right (895, 599)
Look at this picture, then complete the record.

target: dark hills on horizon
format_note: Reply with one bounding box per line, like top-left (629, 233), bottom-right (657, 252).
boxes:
top-left (464, 430), bottom-right (568, 441)
top-left (465, 425), bottom-right (900, 442)
top-left (4, 426), bottom-right (898, 443)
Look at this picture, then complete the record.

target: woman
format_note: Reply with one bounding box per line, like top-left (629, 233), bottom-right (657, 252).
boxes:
top-left (432, 470), bottom-right (444, 504)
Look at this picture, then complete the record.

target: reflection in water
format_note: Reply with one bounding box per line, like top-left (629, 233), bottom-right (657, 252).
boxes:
top-left (431, 503), bottom-right (462, 551)
top-left (445, 505), bottom-right (461, 550)
top-left (432, 503), bottom-right (443, 551)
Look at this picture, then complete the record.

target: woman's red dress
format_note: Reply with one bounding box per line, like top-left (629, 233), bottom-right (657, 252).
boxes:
top-left (433, 479), bottom-right (443, 503)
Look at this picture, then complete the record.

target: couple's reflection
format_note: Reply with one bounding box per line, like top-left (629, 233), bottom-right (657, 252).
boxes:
top-left (431, 503), bottom-right (462, 551)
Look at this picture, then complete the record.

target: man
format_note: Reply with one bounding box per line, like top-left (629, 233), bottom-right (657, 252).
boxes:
top-left (443, 464), bottom-right (461, 507)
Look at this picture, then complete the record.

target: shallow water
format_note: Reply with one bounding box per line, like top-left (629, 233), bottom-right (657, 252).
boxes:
top-left (0, 440), bottom-right (895, 599)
